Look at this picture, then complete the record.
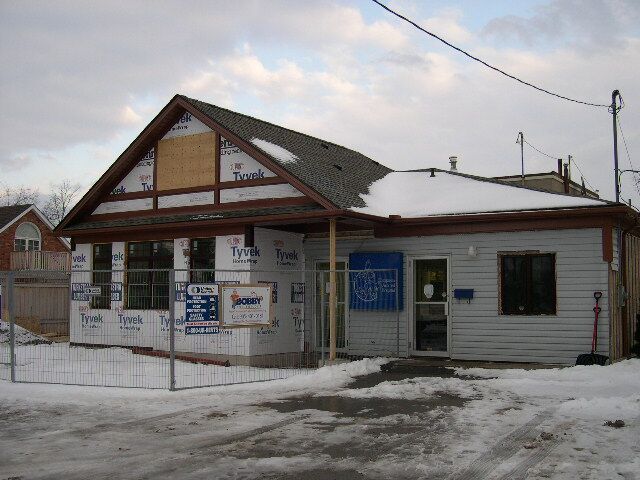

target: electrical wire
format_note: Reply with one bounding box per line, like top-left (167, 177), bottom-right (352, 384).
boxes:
top-left (522, 139), bottom-right (556, 159)
top-left (520, 137), bottom-right (597, 191)
top-left (616, 111), bottom-right (640, 198)
top-left (372, 0), bottom-right (611, 108)
top-left (571, 159), bottom-right (598, 193)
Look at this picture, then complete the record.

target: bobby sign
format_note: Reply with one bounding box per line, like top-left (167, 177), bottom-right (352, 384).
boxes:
top-left (219, 285), bottom-right (272, 327)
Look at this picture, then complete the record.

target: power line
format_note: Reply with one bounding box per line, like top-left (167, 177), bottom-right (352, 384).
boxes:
top-left (522, 139), bottom-right (556, 159)
top-left (521, 137), bottom-right (597, 191)
top-left (616, 111), bottom-right (640, 198)
top-left (571, 159), bottom-right (597, 193)
top-left (371, 0), bottom-right (611, 108)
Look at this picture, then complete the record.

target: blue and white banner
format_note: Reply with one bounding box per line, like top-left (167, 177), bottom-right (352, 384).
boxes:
top-left (349, 252), bottom-right (404, 311)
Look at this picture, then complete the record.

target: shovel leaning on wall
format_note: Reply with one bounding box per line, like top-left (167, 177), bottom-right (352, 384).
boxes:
top-left (576, 291), bottom-right (610, 366)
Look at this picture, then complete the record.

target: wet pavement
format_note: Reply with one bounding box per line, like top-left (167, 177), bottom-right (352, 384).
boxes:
top-left (242, 363), bottom-right (476, 479)
top-left (2, 360), bottom-right (553, 480)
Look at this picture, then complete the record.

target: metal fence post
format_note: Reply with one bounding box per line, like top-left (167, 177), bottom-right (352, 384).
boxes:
top-left (321, 271), bottom-right (326, 366)
top-left (169, 269), bottom-right (176, 391)
top-left (7, 271), bottom-right (16, 382)
top-left (395, 269), bottom-right (400, 358)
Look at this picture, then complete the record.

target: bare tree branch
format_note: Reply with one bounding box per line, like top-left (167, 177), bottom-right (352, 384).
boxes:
top-left (0, 183), bottom-right (40, 206)
top-left (42, 180), bottom-right (82, 226)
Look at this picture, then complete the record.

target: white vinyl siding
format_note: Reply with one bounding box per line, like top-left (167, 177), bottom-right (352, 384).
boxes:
top-left (304, 228), bottom-right (609, 365)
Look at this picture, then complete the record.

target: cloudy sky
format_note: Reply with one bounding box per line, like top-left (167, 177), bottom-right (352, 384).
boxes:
top-left (1, 0), bottom-right (639, 205)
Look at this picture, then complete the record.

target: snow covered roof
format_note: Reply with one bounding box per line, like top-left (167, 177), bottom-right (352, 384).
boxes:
top-left (352, 170), bottom-right (610, 218)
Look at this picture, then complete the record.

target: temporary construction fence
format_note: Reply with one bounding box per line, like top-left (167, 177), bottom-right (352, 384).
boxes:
top-left (0, 268), bottom-right (401, 390)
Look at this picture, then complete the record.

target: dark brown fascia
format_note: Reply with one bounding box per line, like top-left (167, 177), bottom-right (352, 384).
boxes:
top-left (386, 205), bottom-right (635, 226)
top-left (62, 209), bottom-right (363, 239)
top-left (61, 205), bottom-right (634, 238)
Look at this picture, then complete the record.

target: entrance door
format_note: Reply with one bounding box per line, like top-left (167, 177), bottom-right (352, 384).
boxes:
top-left (315, 260), bottom-right (348, 351)
top-left (412, 257), bottom-right (450, 356)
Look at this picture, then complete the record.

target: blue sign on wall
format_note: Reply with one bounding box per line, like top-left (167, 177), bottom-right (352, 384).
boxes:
top-left (185, 284), bottom-right (219, 334)
top-left (349, 252), bottom-right (404, 311)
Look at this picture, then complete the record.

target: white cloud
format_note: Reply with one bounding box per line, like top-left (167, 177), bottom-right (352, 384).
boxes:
top-left (421, 8), bottom-right (472, 44)
top-left (120, 106), bottom-right (142, 126)
top-left (1, 0), bottom-right (638, 204)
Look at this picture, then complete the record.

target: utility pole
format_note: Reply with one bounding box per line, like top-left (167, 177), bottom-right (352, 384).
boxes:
top-left (612, 90), bottom-right (621, 203)
top-left (517, 132), bottom-right (524, 185)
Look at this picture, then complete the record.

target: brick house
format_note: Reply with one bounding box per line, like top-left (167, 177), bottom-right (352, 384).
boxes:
top-left (0, 204), bottom-right (70, 271)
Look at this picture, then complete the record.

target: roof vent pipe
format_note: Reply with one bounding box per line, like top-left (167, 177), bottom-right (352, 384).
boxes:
top-left (449, 156), bottom-right (458, 172)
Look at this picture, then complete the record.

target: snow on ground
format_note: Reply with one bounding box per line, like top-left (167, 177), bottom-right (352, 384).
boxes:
top-left (250, 137), bottom-right (299, 164)
top-left (0, 320), bottom-right (50, 346)
top-left (0, 341), bottom-right (322, 388)
top-left (1, 358), bottom-right (638, 479)
top-left (352, 171), bottom-right (606, 218)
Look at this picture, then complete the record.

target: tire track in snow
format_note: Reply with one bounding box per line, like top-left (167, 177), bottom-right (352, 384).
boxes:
top-left (192, 413), bottom-right (311, 449)
top-left (447, 408), bottom-right (555, 480)
top-left (496, 422), bottom-right (572, 480)
top-left (496, 437), bottom-right (561, 480)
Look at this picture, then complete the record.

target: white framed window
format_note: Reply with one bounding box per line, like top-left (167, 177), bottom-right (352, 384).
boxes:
top-left (14, 222), bottom-right (41, 251)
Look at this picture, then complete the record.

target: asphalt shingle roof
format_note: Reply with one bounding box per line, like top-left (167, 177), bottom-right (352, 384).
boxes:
top-left (181, 95), bottom-right (392, 209)
top-left (0, 204), bottom-right (32, 230)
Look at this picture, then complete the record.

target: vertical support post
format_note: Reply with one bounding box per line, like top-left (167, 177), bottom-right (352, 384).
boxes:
top-left (568, 154), bottom-right (573, 182)
top-left (320, 270), bottom-right (326, 365)
top-left (329, 218), bottom-right (337, 362)
top-left (8, 272), bottom-right (16, 382)
top-left (168, 269), bottom-right (176, 391)
top-left (518, 132), bottom-right (524, 185)
top-left (395, 268), bottom-right (400, 358)
top-left (612, 90), bottom-right (620, 203)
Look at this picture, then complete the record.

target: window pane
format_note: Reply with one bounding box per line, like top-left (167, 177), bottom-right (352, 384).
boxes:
top-left (191, 238), bottom-right (216, 278)
top-left (93, 244), bottom-right (112, 263)
top-left (125, 240), bottom-right (173, 310)
top-left (128, 242), bottom-right (150, 258)
top-left (128, 284), bottom-right (151, 310)
top-left (502, 256), bottom-right (527, 314)
top-left (153, 241), bottom-right (173, 257)
top-left (152, 284), bottom-right (169, 310)
top-left (414, 259), bottom-right (447, 301)
top-left (14, 239), bottom-right (26, 251)
top-left (92, 244), bottom-right (113, 309)
top-left (531, 255), bottom-right (555, 314)
top-left (191, 238), bottom-right (215, 258)
top-left (15, 223), bottom-right (40, 239)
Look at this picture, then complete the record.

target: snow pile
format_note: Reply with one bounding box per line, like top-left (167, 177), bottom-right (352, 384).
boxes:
top-left (457, 359), bottom-right (640, 420)
top-left (250, 138), bottom-right (299, 164)
top-left (352, 171), bottom-right (606, 217)
top-left (0, 321), bottom-right (50, 346)
top-left (336, 375), bottom-right (478, 400)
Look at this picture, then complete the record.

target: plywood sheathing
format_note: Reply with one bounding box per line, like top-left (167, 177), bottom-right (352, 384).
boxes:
top-left (156, 132), bottom-right (217, 190)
